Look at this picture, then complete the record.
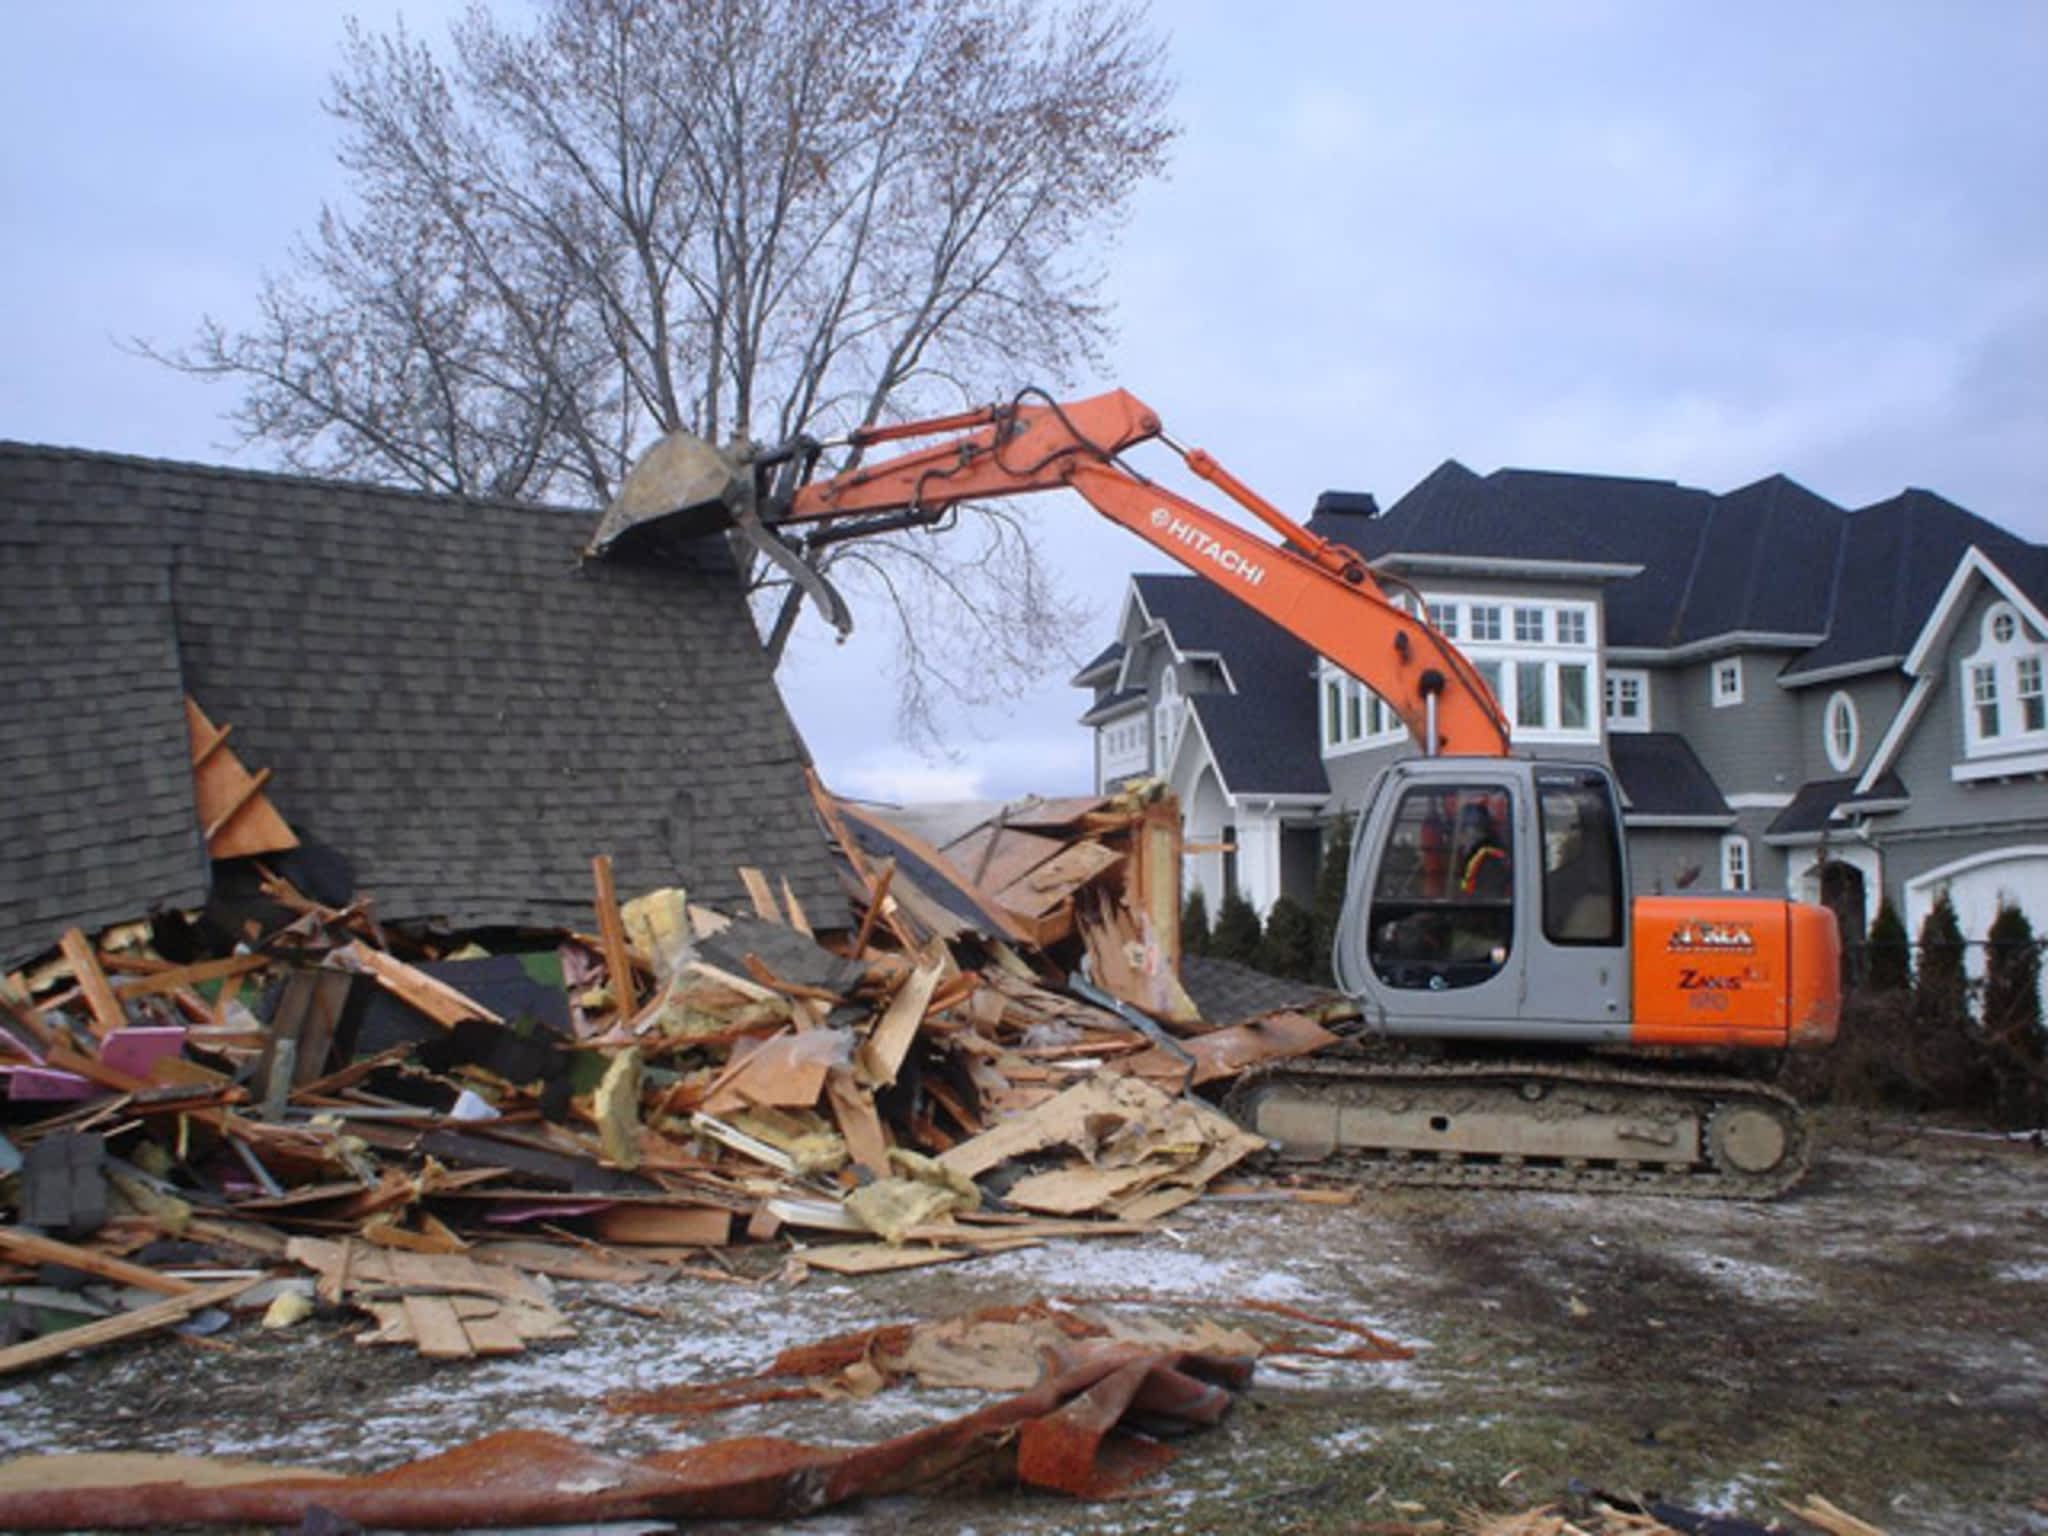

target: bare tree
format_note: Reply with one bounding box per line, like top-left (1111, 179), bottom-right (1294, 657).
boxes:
top-left (148, 0), bottom-right (1175, 744)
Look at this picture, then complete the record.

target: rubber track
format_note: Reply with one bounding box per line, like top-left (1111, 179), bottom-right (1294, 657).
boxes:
top-left (1220, 1055), bottom-right (1812, 1200)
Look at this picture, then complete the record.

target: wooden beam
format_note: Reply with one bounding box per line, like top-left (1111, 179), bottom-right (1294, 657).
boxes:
top-left (851, 859), bottom-right (896, 957)
top-left (0, 1278), bottom-right (253, 1376)
top-left (780, 878), bottom-right (814, 937)
top-left (590, 854), bottom-right (638, 1019)
top-left (0, 1229), bottom-right (198, 1296)
top-left (201, 766), bottom-right (275, 841)
top-left (331, 944), bottom-right (500, 1029)
top-left (58, 929), bottom-right (127, 1038)
top-left (113, 954), bottom-right (269, 1002)
top-left (736, 867), bottom-right (781, 924)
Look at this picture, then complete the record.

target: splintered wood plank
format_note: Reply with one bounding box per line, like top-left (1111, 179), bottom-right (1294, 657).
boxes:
top-left (999, 1165), bottom-right (1159, 1216)
top-left (801, 1244), bottom-right (974, 1276)
top-left (736, 867), bottom-right (781, 923)
top-left (112, 955), bottom-right (269, 1001)
top-left (0, 1230), bottom-right (198, 1296)
top-left (856, 950), bottom-right (946, 1088)
top-left (942, 825), bottom-right (1066, 898)
top-left (590, 1205), bottom-right (733, 1247)
top-left (993, 841), bottom-right (1124, 920)
top-left (185, 698), bottom-right (298, 859)
top-left (825, 1067), bottom-right (890, 1179)
top-left (400, 1291), bottom-right (474, 1359)
top-left (591, 855), bottom-right (638, 1018)
top-left (0, 1278), bottom-right (253, 1376)
top-left (58, 929), bottom-right (128, 1038)
top-left (1125, 1011), bottom-right (1339, 1087)
top-left (700, 1030), bottom-right (831, 1116)
top-left (450, 1297), bottom-right (526, 1357)
top-left (332, 944), bottom-right (501, 1029)
top-left (780, 878), bottom-right (814, 937)
top-left (938, 1073), bottom-right (1173, 1180)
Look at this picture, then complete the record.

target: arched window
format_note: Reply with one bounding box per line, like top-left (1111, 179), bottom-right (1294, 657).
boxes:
top-left (1959, 602), bottom-right (2048, 758)
top-left (1154, 667), bottom-right (1184, 771)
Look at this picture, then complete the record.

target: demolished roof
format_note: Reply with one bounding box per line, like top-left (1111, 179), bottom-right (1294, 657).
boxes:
top-left (0, 443), bottom-right (839, 966)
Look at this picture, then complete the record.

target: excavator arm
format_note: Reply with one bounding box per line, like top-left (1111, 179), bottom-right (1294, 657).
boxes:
top-left (599, 388), bottom-right (1512, 759)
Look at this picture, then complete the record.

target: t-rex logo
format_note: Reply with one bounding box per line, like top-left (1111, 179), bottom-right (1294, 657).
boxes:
top-left (1666, 920), bottom-right (1755, 954)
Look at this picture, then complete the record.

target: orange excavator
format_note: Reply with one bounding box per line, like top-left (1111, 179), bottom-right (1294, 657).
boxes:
top-left (593, 388), bottom-right (1841, 1196)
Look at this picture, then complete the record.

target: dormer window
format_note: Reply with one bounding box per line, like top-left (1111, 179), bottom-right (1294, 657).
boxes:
top-left (1959, 601), bottom-right (2048, 760)
top-left (1712, 659), bottom-right (1743, 707)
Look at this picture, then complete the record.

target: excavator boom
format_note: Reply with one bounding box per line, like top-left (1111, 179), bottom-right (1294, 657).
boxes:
top-left (595, 389), bottom-right (1512, 759)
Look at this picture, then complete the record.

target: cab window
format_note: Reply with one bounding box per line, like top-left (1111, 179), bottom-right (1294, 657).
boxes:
top-left (1368, 785), bottom-right (1514, 990)
top-left (1537, 770), bottom-right (1624, 945)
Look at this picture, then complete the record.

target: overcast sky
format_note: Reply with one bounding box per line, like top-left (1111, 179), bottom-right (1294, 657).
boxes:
top-left (5, 2), bottom-right (2044, 805)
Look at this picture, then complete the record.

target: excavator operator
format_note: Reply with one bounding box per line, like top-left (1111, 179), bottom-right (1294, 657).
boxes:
top-left (1455, 799), bottom-right (1512, 900)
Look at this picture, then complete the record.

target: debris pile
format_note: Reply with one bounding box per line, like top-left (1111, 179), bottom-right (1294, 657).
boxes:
top-left (0, 768), bottom-right (1348, 1377)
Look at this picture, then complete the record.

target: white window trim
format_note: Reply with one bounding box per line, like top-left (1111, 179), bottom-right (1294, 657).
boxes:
top-left (1605, 667), bottom-right (1651, 734)
top-left (1824, 690), bottom-right (1860, 774)
top-left (1409, 593), bottom-right (1602, 747)
top-left (1960, 600), bottom-right (2048, 761)
top-left (1712, 658), bottom-right (1744, 708)
top-left (1319, 660), bottom-right (1405, 757)
top-left (1154, 667), bottom-right (1185, 772)
top-left (1720, 834), bottom-right (1752, 892)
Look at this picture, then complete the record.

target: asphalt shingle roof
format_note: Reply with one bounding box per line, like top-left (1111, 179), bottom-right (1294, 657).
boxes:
top-left (0, 443), bottom-right (840, 967)
top-left (1316, 468), bottom-right (2046, 675)
top-left (1766, 772), bottom-right (1910, 838)
top-left (1783, 490), bottom-right (2048, 680)
top-left (1131, 574), bottom-right (1325, 797)
top-left (1607, 733), bottom-right (1729, 819)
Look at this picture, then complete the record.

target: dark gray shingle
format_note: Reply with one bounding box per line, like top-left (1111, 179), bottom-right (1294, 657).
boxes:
top-left (1, 443), bottom-right (840, 966)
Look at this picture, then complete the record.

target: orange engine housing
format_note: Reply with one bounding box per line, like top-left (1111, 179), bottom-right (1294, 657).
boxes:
top-left (1630, 896), bottom-right (1841, 1050)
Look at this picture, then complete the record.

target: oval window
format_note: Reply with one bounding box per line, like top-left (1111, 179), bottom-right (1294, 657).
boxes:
top-left (1825, 691), bottom-right (1859, 773)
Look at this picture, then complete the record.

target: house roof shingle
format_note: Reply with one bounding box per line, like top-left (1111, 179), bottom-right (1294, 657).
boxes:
top-left (1765, 772), bottom-right (1910, 839)
top-left (1316, 468), bottom-right (2045, 677)
top-left (0, 443), bottom-right (840, 967)
top-left (1130, 574), bottom-right (1325, 797)
top-left (1607, 733), bottom-right (1729, 820)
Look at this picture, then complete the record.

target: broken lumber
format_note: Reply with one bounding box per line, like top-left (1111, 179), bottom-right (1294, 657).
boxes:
top-left (0, 1277), bottom-right (255, 1376)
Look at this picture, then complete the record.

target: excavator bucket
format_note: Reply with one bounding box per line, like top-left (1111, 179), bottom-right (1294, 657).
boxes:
top-left (585, 428), bottom-right (855, 637)
top-left (586, 428), bottom-right (752, 556)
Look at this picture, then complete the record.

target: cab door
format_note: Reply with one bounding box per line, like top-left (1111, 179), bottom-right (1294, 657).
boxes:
top-left (1520, 766), bottom-right (1630, 1040)
top-left (1353, 766), bottom-right (1529, 1036)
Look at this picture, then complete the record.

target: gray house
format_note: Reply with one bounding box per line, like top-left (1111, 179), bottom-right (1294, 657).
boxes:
top-left (1077, 462), bottom-right (2048, 955)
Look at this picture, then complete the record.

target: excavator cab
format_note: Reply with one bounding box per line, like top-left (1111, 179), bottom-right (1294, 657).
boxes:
top-left (1337, 758), bottom-right (1631, 1042)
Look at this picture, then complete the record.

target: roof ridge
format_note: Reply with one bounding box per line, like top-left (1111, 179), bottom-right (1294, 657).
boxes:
top-left (0, 439), bottom-right (583, 519)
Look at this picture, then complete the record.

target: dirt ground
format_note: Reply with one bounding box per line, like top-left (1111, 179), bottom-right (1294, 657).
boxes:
top-left (3, 1118), bottom-right (2044, 1535)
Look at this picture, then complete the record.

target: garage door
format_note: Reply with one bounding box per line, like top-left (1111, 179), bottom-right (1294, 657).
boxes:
top-left (1904, 846), bottom-right (2048, 1005)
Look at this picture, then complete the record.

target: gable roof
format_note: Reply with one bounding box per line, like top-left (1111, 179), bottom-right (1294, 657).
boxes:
top-left (1070, 640), bottom-right (1123, 686)
top-left (1130, 574), bottom-right (1323, 797)
top-left (1187, 692), bottom-right (1329, 799)
top-left (0, 443), bottom-right (840, 967)
top-left (1782, 489), bottom-right (2048, 682)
